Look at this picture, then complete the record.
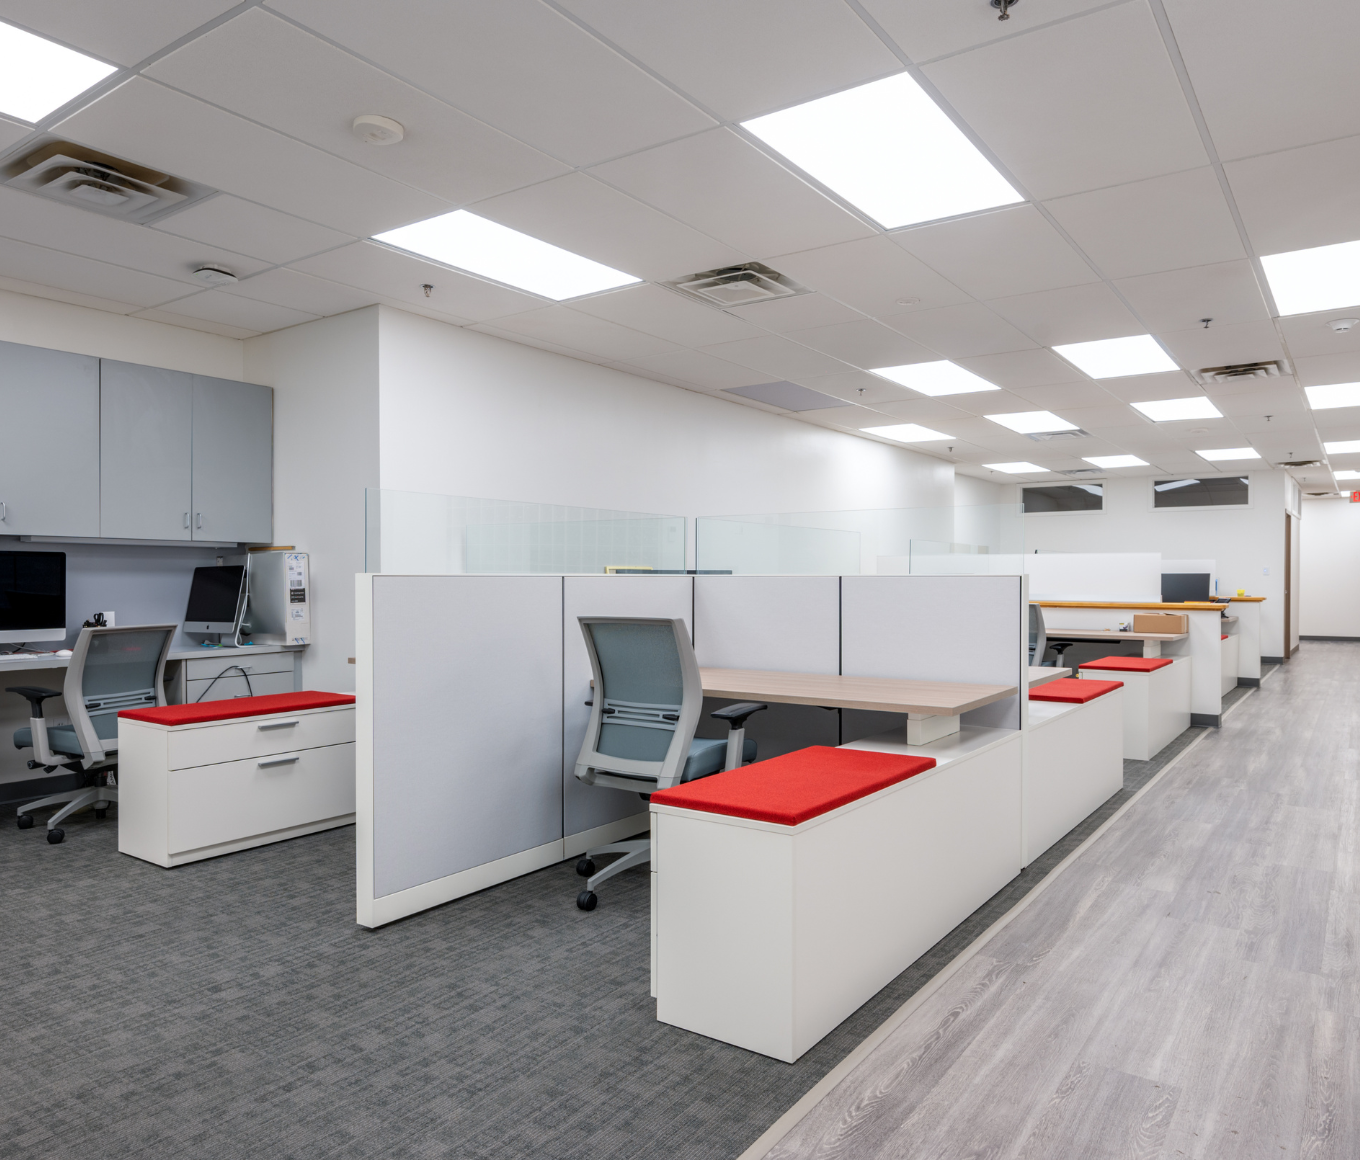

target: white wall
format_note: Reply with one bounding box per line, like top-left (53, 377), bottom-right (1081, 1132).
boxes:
top-left (244, 307), bottom-right (381, 694)
top-left (0, 287), bottom-right (242, 377)
top-left (1020, 471), bottom-right (1291, 658)
top-left (1300, 498), bottom-right (1360, 638)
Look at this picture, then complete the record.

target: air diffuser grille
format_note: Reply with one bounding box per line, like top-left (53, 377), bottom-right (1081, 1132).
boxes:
top-left (1197, 360), bottom-right (1288, 383)
top-left (666, 262), bottom-right (806, 307)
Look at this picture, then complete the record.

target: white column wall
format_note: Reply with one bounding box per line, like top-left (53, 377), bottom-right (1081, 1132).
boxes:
top-left (1301, 498), bottom-right (1360, 638)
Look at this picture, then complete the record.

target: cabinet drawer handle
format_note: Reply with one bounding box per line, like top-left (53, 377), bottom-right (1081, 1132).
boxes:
top-left (257, 756), bottom-right (299, 768)
top-left (257, 719), bottom-right (299, 731)
top-left (183, 512), bottom-right (190, 528)
top-left (0, 501), bottom-right (6, 521)
top-left (196, 512), bottom-right (203, 529)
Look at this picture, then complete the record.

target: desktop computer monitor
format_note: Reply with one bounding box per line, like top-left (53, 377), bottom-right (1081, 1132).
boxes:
top-left (1161, 572), bottom-right (1211, 603)
top-left (184, 565), bottom-right (247, 634)
top-left (0, 550), bottom-right (67, 644)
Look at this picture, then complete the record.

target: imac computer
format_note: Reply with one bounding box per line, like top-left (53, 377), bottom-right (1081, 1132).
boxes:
top-left (184, 564), bottom-right (247, 637)
top-left (0, 550), bottom-right (67, 644)
top-left (1161, 572), bottom-right (1211, 603)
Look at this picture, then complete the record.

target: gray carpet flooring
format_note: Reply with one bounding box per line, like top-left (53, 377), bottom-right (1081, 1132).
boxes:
top-left (0, 686), bottom-right (1261, 1160)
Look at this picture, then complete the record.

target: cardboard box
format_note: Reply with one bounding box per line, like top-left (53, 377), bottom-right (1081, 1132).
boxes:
top-left (1133, 612), bottom-right (1188, 634)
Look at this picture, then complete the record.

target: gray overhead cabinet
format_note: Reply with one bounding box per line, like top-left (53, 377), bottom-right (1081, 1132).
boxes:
top-left (0, 341), bottom-right (101, 537)
top-left (0, 340), bottom-right (272, 544)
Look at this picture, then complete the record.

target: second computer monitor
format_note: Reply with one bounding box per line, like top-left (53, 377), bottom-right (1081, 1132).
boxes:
top-left (1161, 572), bottom-right (1211, 603)
top-left (184, 565), bottom-right (246, 634)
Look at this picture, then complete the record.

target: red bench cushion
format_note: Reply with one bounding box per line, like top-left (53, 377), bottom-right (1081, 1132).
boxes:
top-left (1030, 677), bottom-right (1123, 704)
top-left (120, 691), bottom-right (355, 727)
top-left (1079, 656), bottom-right (1173, 673)
top-left (650, 745), bottom-right (935, 827)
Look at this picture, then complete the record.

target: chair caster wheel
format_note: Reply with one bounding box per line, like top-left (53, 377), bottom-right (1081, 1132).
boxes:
top-left (47, 828), bottom-right (64, 844)
top-left (17, 814), bottom-right (34, 829)
top-left (576, 857), bottom-right (596, 877)
top-left (576, 890), bottom-right (597, 911)
top-left (95, 809), bottom-right (107, 819)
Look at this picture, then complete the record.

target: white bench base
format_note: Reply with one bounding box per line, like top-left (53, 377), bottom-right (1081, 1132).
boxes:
top-left (1081, 658), bottom-right (1190, 761)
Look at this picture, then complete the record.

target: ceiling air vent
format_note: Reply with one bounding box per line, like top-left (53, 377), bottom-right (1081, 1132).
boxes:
top-left (666, 262), bottom-right (806, 307)
top-left (3, 139), bottom-right (214, 224)
top-left (1026, 428), bottom-right (1091, 441)
top-left (1058, 468), bottom-right (1104, 476)
top-left (1196, 360), bottom-right (1289, 383)
top-left (1280, 459), bottom-right (1323, 468)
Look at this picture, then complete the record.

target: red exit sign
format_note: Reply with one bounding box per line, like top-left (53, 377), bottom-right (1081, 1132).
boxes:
top-left (1352, 490), bottom-right (1360, 503)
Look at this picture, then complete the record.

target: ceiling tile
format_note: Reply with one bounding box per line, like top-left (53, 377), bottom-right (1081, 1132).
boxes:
top-left (0, 273), bottom-right (140, 316)
top-left (476, 305), bottom-right (679, 362)
top-left (592, 129), bottom-right (874, 257)
top-left (559, 0), bottom-right (901, 120)
top-left (1010, 383), bottom-right (1118, 410)
top-left (130, 307), bottom-right (259, 339)
top-left (723, 380), bottom-right (848, 412)
top-left (796, 369), bottom-right (934, 407)
top-left (871, 396), bottom-right (975, 422)
top-left (884, 301), bottom-right (1038, 358)
top-left (290, 241), bottom-right (539, 322)
top-left (146, 290), bottom-right (319, 333)
top-left (1227, 134), bottom-right (1360, 256)
top-left (153, 195), bottom-right (353, 265)
top-left (1057, 404), bottom-right (1148, 430)
top-left (1045, 167), bottom-right (1244, 279)
top-left (1204, 386), bottom-right (1307, 416)
top-left (701, 334), bottom-right (850, 379)
top-left (1291, 352), bottom-right (1360, 388)
top-left (922, 4), bottom-right (1206, 199)
top-left (953, 348), bottom-right (1087, 389)
top-left (469, 172), bottom-right (743, 283)
top-left (727, 293), bottom-right (866, 332)
top-left (768, 236), bottom-right (972, 318)
top-left (892, 205), bottom-right (1098, 300)
top-left (789, 318), bottom-right (936, 368)
top-left (1278, 312), bottom-right (1360, 359)
top-left (987, 283), bottom-right (1143, 346)
top-left (939, 389), bottom-right (1041, 417)
top-left (569, 283), bottom-right (763, 346)
top-left (0, 118), bottom-right (30, 152)
top-left (1, 0), bottom-right (239, 66)
top-left (797, 404), bottom-right (896, 429)
top-left (268, 0), bottom-right (715, 166)
top-left (55, 79), bottom-right (451, 236)
top-left (0, 234), bottom-right (195, 308)
top-left (146, 9), bottom-right (568, 206)
top-left (620, 347), bottom-right (771, 390)
top-left (1164, 0), bottom-right (1360, 161)
top-left (1156, 321), bottom-right (1287, 370)
top-left (223, 268), bottom-right (378, 317)
top-left (858, 0), bottom-right (1107, 63)
top-left (1095, 370), bottom-right (1203, 402)
top-left (1113, 261), bottom-right (1269, 333)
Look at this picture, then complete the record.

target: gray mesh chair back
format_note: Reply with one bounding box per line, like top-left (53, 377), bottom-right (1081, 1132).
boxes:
top-left (574, 617), bottom-right (702, 791)
top-left (63, 624), bottom-right (176, 762)
top-left (1028, 604), bottom-right (1047, 667)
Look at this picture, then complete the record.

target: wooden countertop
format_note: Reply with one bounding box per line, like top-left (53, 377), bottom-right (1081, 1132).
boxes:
top-left (1228, 596), bottom-right (1266, 602)
top-left (1037, 601), bottom-right (1229, 611)
top-left (699, 667), bottom-right (1017, 716)
top-left (1045, 628), bottom-right (1188, 642)
top-left (1028, 666), bottom-right (1072, 687)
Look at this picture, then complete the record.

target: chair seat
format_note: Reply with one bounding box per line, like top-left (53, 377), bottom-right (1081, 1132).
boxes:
top-left (683, 736), bottom-right (757, 782)
top-left (13, 725), bottom-right (82, 757)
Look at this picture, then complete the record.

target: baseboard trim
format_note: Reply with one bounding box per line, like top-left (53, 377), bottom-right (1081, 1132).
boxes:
top-left (563, 812), bottom-right (649, 860)
top-left (1236, 677), bottom-right (1260, 687)
top-left (1190, 712), bottom-right (1221, 728)
top-left (1300, 635), bottom-right (1360, 642)
top-left (1261, 656), bottom-right (1284, 665)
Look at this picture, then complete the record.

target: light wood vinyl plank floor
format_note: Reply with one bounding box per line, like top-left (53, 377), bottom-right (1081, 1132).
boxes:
top-left (765, 644), bottom-right (1360, 1160)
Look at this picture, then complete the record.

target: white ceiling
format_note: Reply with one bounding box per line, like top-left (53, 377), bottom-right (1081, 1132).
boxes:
top-left (1, 0), bottom-right (1358, 492)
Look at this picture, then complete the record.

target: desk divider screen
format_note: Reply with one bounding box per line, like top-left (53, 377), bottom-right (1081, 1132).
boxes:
top-left (356, 571), bottom-right (1027, 928)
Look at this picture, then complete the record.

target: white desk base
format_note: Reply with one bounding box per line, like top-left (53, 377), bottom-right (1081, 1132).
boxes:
top-left (1081, 658), bottom-right (1191, 761)
top-left (651, 731), bottom-right (1021, 1063)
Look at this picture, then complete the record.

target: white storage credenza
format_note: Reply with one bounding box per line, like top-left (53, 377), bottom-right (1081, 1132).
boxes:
top-left (118, 691), bottom-right (356, 868)
top-left (1078, 655), bottom-right (1191, 761)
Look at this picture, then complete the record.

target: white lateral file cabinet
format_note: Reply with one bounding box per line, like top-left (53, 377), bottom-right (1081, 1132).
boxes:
top-left (118, 691), bottom-right (356, 867)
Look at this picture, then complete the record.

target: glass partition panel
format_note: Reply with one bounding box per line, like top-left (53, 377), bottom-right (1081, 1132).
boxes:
top-left (365, 489), bottom-right (685, 574)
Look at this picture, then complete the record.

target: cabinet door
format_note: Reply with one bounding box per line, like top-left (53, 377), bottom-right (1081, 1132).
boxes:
top-left (100, 360), bottom-right (192, 540)
top-left (0, 341), bottom-right (100, 536)
top-left (192, 376), bottom-right (273, 543)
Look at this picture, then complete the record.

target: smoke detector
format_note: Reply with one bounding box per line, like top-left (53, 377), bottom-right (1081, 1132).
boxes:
top-left (352, 114), bottom-right (405, 145)
top-left (1196, 360), bottom-right (1288, 383)
top-left (1329, 318), bottom-right (1360, 333)
top-left (2, 139), bottom-right (214, 224)
top-left (666, 262), bottom-right (806, 308)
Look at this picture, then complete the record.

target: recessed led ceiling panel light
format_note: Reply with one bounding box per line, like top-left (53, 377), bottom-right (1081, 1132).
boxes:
top-left (985, 410), bottom-right (1079, 434)
top-left (1083, 455), bottom-right (1148, 468)
top-left (1305, 382), bottom-right (1360, 410)
top-left (0, 21), bottom-right (117, 123)
top-left (1053, 335), bottom-right (1178, 378)
top-left (373, 210), bottom-right (640, 300)
top-left (869, 360), bottom-right (1001, 397)
top-left (1324, 439), bottom-right (1360, 455)
top-left (1334, 469), bottom-right (1360, 480)
top-left (1130, 396), bottom-right (1223, 422)
top-left (984, 461), bottom-right (1049, 474)
top-left (1195, 447), bottom-right (1261, 461)
top-left (1261, 240), bottom-right (1360, 316)
top-left (860, 423), bottom-right (955, 442)
top-left (741, 73), bottom-right (1023, 229)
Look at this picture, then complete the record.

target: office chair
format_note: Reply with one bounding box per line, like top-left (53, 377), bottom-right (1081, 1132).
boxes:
top-left (572, 616), bottom-right (765, 911)
top-left (8, 623), bottom-right (176, 844)
top-left (1028, 604), bottom-right (1075, 671)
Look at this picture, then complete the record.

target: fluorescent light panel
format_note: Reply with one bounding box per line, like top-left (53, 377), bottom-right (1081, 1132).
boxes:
top-left (0, 21), bottom-right (116, 123)
top-left (860, 423), bottom-right (954, 442)
top-left (1054, 335), bottom-right (1178, 379)
top-left (870, 360), bottom-right (1000, 397)
top-left (984, 461), bottom-right (1049, 474)
top-left (1083, 455), bottom-right (1148, 468)
top-left (1131, 396), bottom-right (1223, 422)
top-left (985, 410), bottom-right (1078, 434)
top-left (373, 210), bottom-right (640, 300)
top-left (1305, 382), bottom-right (1360, 410)
top-left (1334, 470), bottom-right (1360, 480)
top-left (741, 73), bottom-right (1022, 230)
top-left (1195, 447), bottom-right (1260, 461)
top-left (1325, 440), bottom-right (1360, 454)
top-left (1262, 240), bottom-right (1360, 316)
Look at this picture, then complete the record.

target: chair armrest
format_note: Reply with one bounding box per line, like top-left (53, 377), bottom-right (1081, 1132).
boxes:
top-left (4, 686), bottom-right (62, 717)
top-left (710, 701), bottom-right (768, 729)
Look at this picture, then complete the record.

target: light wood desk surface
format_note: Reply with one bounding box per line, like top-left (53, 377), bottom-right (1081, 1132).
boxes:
top-left (1045, 628), bottom-right (1189, 643)
top-left (1037, 601), bottom-right (1227, 611)
top-left (699, 667), bottom-right (1016, 716)
top-left (1028, 666), bottom-right (1073, 687)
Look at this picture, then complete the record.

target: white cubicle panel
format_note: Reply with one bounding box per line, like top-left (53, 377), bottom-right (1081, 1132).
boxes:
top-left (1024, 553), bottom-right (1161, 603)
top-left (357, 574), bottom-right (565, 928)
top-left (692, 575), bottom-right (839, 673)
top-left (561, 575), bottom-right (693, 851)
